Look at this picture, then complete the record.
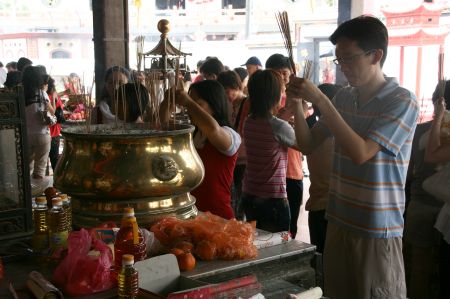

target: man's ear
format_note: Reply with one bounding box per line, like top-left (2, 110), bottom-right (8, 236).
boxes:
top-left (372, 49), bottom-right (384, 65)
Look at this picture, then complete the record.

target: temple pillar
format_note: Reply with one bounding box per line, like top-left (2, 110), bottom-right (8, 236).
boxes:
top-left (92, 0), bottom-right (129, 101)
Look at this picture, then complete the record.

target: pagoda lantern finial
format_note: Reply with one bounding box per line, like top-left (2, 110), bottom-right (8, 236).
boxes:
top-left (157, 19), bottom-right (170, 37)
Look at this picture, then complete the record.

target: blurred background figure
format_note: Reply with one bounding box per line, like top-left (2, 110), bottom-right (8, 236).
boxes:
top-left (95, 66), bottom-right (130, 124)
top-left (64, 73), bottom-right (82, 95)
top-left (46, 76), bottom-right (64, 172)
top-left (5, 61), bottom-right (17, 73)
top-left (242, 56), bottom-right (262, 77)
top-left (193, 59), bottom-right (204, 83)
top-left (131, 70), bottom-right (145, 85)
top-left (23, 66), bottom-right (54, 190)
top-left (0, 61), bottom-right (6, 87)
top-left (419, 80), bottom-right (450, 299)
top-left (199, 57), bottom-right (224, 80)
top-left (4, 57), bottom-right (32, 88)
top-left (17, 57), bottom-right (33, 73)
top-left (233, 67), bottom-right (249, 95)
top-left (217, 70), bottom-right (247, 220)
top-left (305, 83), bottom-right (342, 254)
top-left (113, 82), bottom-right (150, 123)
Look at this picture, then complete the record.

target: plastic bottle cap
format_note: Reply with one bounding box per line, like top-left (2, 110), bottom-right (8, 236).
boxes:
top-left (122, 254), bottom-right (135, 265)
top-left (35, 197), bottom-right (47, 204)
top-left (123, 207), bottom-right (135, 217)
top-left (52, 197), bottom-right (62, 206)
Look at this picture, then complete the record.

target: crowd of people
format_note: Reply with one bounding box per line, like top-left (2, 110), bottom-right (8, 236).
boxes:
top-left (0, 57), bottom-right (86, 191)
top-left (2, 13), bottom-right (450, 299)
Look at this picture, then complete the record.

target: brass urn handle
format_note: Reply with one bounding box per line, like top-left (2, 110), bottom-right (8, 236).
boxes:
top-left (152, 155), bottom-right (178, 181)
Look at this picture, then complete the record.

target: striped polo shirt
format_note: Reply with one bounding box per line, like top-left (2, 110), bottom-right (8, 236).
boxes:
top-left (319, 77), bottom-right (419, 238)
top-left (243, 116), bottom-right (297, 198)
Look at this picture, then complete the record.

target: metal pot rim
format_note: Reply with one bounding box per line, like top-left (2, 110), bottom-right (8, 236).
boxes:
top-left (61, 123), bottom-right (195, 139)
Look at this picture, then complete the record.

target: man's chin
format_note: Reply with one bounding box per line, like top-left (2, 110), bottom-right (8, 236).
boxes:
top-left (346, 78), bottom-right (359, 87)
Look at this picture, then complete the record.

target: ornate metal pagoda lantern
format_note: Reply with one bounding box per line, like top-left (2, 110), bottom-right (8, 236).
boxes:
top-left (142, 19), bottom-right (191, 80)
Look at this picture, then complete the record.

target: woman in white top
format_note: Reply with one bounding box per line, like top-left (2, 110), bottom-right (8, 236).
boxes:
top-left (97, 66), bottom-right (129, 124)
top-left (23, 67), bottom-right (54, 179)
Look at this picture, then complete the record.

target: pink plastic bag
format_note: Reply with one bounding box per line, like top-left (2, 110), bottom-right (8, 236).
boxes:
top-left (53, 228), bottom-right (115, 296)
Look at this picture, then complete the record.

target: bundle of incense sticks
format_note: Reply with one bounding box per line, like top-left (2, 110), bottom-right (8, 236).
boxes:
top-left (438, 51), bottom-right (446, 98)
top-left (276, 11), bottom-right (296, 76)
top-left (130, 77), bottom-right (146, 123)
top-left (303, 59), bottom-right (313, 80)
top-left (144, 71), bottom-right (161, 129)
top-left (172, 58), bottom-right (180, 127)
top-left (86, 75), bottom-right (95, 133)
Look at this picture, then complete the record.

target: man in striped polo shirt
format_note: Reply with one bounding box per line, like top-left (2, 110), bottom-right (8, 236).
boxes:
top-left (287, 16), bottom-right (419, 299)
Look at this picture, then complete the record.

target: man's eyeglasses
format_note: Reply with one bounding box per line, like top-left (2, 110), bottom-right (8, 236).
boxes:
top-left (333, 50), bottom-right (375, 66)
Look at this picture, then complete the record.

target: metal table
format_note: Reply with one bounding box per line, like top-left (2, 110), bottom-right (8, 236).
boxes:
top-left (185, 240), bottom-right (317, 298)
top-left (1, 240), bottom-right (316, 298)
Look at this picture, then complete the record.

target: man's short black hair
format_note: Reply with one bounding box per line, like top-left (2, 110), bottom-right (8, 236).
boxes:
top-left (233, 67), bottom-right (248, 82)
top-left (6, 61), bottom-right (17, 70)
top-left (199, 57), bottom-right (224, 77)
top-left (17, 57), bottom-right (33, 71)
top-left (265, 54), bottom-right (291, 70)
top-left (217, 70), bottom-right (242, 91)
top-left (329, 15), bottom-right (388, 67)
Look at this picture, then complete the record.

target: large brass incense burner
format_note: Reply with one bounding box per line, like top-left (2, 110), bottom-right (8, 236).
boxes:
top-left (54, 19), bottom-right (200, 227)
top-left (54, 123), bottom-right (204, 227)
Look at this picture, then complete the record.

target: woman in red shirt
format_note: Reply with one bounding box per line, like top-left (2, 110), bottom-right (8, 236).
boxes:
top-left (47, 76), bottom-right (64, 171)
top-left (161, 80), bottom-right (241, 219)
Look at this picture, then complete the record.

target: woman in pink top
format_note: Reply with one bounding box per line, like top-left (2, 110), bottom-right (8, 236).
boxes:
top-left (217, 70), bottom-right (248, 220)
top-left (242, 70), bottom-right (304, 233)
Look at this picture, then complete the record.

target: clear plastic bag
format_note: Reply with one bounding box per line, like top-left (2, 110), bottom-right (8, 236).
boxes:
top-left (150, 212), bottom-right (257, 261)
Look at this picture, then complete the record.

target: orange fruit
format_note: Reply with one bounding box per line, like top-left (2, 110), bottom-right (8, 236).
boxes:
top-left (170, 248), bottom-right (184, 257)
top-left (174, 240), bottom-right (194, 253)
top-left (176, 252), bottom-right (196, 271)
top-left (194, 240), bottom-right (217, 261)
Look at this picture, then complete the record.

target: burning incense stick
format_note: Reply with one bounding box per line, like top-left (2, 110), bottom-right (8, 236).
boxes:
top-left (86, 74), bottom-right (95, 133)
top-left (276, 11), bottom-right (296, 76)
top-left (173, 58), bottom-right (181, 127)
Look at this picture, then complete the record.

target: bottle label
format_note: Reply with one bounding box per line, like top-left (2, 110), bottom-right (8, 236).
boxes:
top-left (50, 231), bottom-right (68, 248)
